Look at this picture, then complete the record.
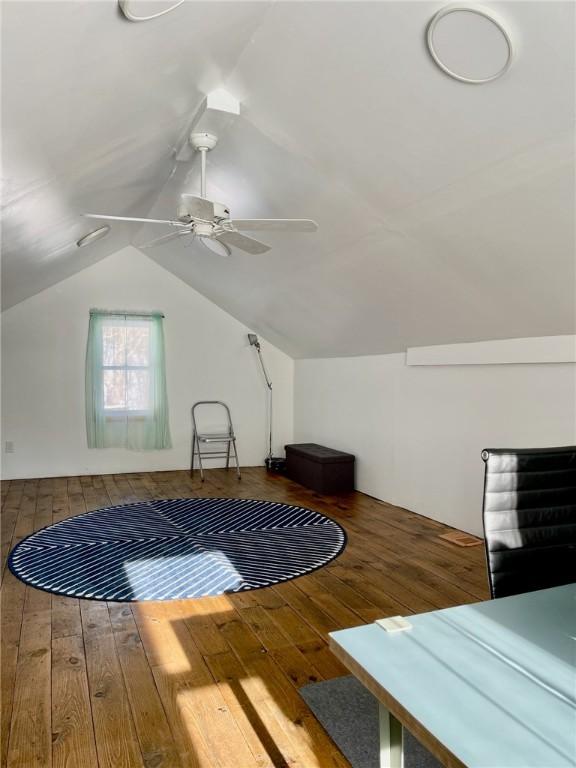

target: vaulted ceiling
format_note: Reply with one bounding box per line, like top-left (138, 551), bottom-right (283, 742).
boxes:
top-left (2, 1), bottom-right (575, 357)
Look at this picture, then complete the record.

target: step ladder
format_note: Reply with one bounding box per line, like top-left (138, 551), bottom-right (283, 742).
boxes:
top-left (190, 401), bottom-right (241, 481)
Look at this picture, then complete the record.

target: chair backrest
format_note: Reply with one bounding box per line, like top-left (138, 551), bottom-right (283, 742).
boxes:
top-left (481, 446), bottom-right (576, 599)
top-left (191, 401), bottom-right (234, 436)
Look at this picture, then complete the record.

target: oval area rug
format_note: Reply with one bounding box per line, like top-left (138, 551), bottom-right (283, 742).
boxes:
top-left (8, 497), bottom-right (346, 601)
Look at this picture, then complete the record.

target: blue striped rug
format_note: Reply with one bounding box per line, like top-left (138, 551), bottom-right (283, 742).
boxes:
top-left (8, 498), bottom-right (346, 602)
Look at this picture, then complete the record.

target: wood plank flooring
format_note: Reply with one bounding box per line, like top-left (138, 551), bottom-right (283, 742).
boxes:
top-left (1, 468), bottom-right (489, 768)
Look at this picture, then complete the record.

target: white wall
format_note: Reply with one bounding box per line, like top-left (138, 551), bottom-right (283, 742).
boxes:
top-left (294, 346), bottom-right (576, 535)
top-left (1, 246), bottom-right (293, 479)
top-left (3, 249), bottom-right (574, 538)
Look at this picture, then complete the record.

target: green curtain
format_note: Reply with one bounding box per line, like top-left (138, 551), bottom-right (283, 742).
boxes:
top-left (85, 311), bottom-right (172, 450)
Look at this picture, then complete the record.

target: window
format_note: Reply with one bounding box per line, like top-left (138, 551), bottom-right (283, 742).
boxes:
top-left (102, 320), bottom-right (152, 415)
top-left (85, 311), bottom-right (171, 450)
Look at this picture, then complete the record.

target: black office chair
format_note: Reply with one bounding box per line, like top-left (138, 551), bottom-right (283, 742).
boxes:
top-left (481, 446), bottom-right (576, 599)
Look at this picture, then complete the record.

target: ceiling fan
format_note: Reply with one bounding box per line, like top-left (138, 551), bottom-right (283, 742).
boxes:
top-left (83, 132), bottom-right (318, 257)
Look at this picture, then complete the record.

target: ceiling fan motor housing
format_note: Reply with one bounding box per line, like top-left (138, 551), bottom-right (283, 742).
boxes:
top-left (212, 201), bottom-right (231, 220)
top-left (177, 194), bottom-right (230, 223)
top-left (194, 222), bottom-right (213, 237)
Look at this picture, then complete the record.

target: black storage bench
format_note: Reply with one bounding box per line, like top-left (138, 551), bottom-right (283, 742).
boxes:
top-left (285, 443), bottom-right (355, 494)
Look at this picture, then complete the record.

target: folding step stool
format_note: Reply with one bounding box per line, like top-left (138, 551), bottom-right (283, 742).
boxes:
top-left (190, 401), bottom-right (241, 481)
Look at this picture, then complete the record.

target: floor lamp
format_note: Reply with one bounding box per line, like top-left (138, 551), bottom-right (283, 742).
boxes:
top-left (248, 334), bottom-right (285, 471)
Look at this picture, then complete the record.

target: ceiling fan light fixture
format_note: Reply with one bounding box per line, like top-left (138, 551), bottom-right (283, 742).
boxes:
top-left (198, 236), bottom-right (231, 258)
top-left (76, 226), bottom-right (110, 248)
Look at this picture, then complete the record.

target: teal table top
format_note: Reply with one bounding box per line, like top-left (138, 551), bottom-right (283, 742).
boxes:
top-left (330, 584), bottom-right (576, 768)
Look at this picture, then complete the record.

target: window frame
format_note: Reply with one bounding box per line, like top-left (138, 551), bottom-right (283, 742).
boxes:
top-left (100, 317), bottom-right (153, 418)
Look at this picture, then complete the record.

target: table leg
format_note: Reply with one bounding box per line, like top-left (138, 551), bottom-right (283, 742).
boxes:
top-left (379, 703), bottom-right (403, 768)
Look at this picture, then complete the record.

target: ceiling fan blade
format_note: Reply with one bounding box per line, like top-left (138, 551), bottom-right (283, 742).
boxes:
top-left (137, 230), bottom-right (190, 248)
top-left (83, 213), bottom-right (187, 226)
top-left (185, 233), bottom-right (198, 248)
top-left (229, 218), bottom-right (318, 233)
top-left (217, 231), bottom-right (271, 255)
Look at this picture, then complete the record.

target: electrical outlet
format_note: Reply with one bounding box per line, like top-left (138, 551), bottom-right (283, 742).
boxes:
top-left (5, 441), bottom-right (15, 453)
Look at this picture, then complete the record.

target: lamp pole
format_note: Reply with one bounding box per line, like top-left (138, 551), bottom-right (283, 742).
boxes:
top-left (248, 334), bottom-right (273, 463)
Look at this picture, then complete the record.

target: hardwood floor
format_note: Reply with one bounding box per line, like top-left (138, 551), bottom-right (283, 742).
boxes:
top-left (1, 468), bottom-right (489, 768)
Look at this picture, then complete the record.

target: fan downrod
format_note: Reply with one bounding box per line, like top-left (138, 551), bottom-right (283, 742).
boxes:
top-left (189, 133), bottom-right (217, 199)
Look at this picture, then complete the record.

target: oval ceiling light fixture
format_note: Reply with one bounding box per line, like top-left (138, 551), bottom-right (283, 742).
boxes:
top-left (118, 0), bottom-right (185, 22)
top-left (76, 226), bottom-right (110, 249)
top-left (198, 237), bottom-right (232, 258)
top-left (427, 5), bottom-right (513, 84)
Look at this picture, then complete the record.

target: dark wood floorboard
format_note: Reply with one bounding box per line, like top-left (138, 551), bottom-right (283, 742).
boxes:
top-left (1, 468), bottom-right (489, 768)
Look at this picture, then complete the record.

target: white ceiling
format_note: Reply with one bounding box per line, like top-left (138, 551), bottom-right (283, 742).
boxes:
top-left (2, 1), bottom-right (575, 357)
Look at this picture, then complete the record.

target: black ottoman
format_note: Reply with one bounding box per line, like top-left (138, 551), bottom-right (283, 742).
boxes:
top-left (285, 443), bottom-right (355, 494)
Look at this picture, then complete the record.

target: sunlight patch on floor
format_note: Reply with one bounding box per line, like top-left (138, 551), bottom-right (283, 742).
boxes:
top-left (131, 604), bottom-right (192, 672)
top-left (123, 551), bottom-right (244, 600)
